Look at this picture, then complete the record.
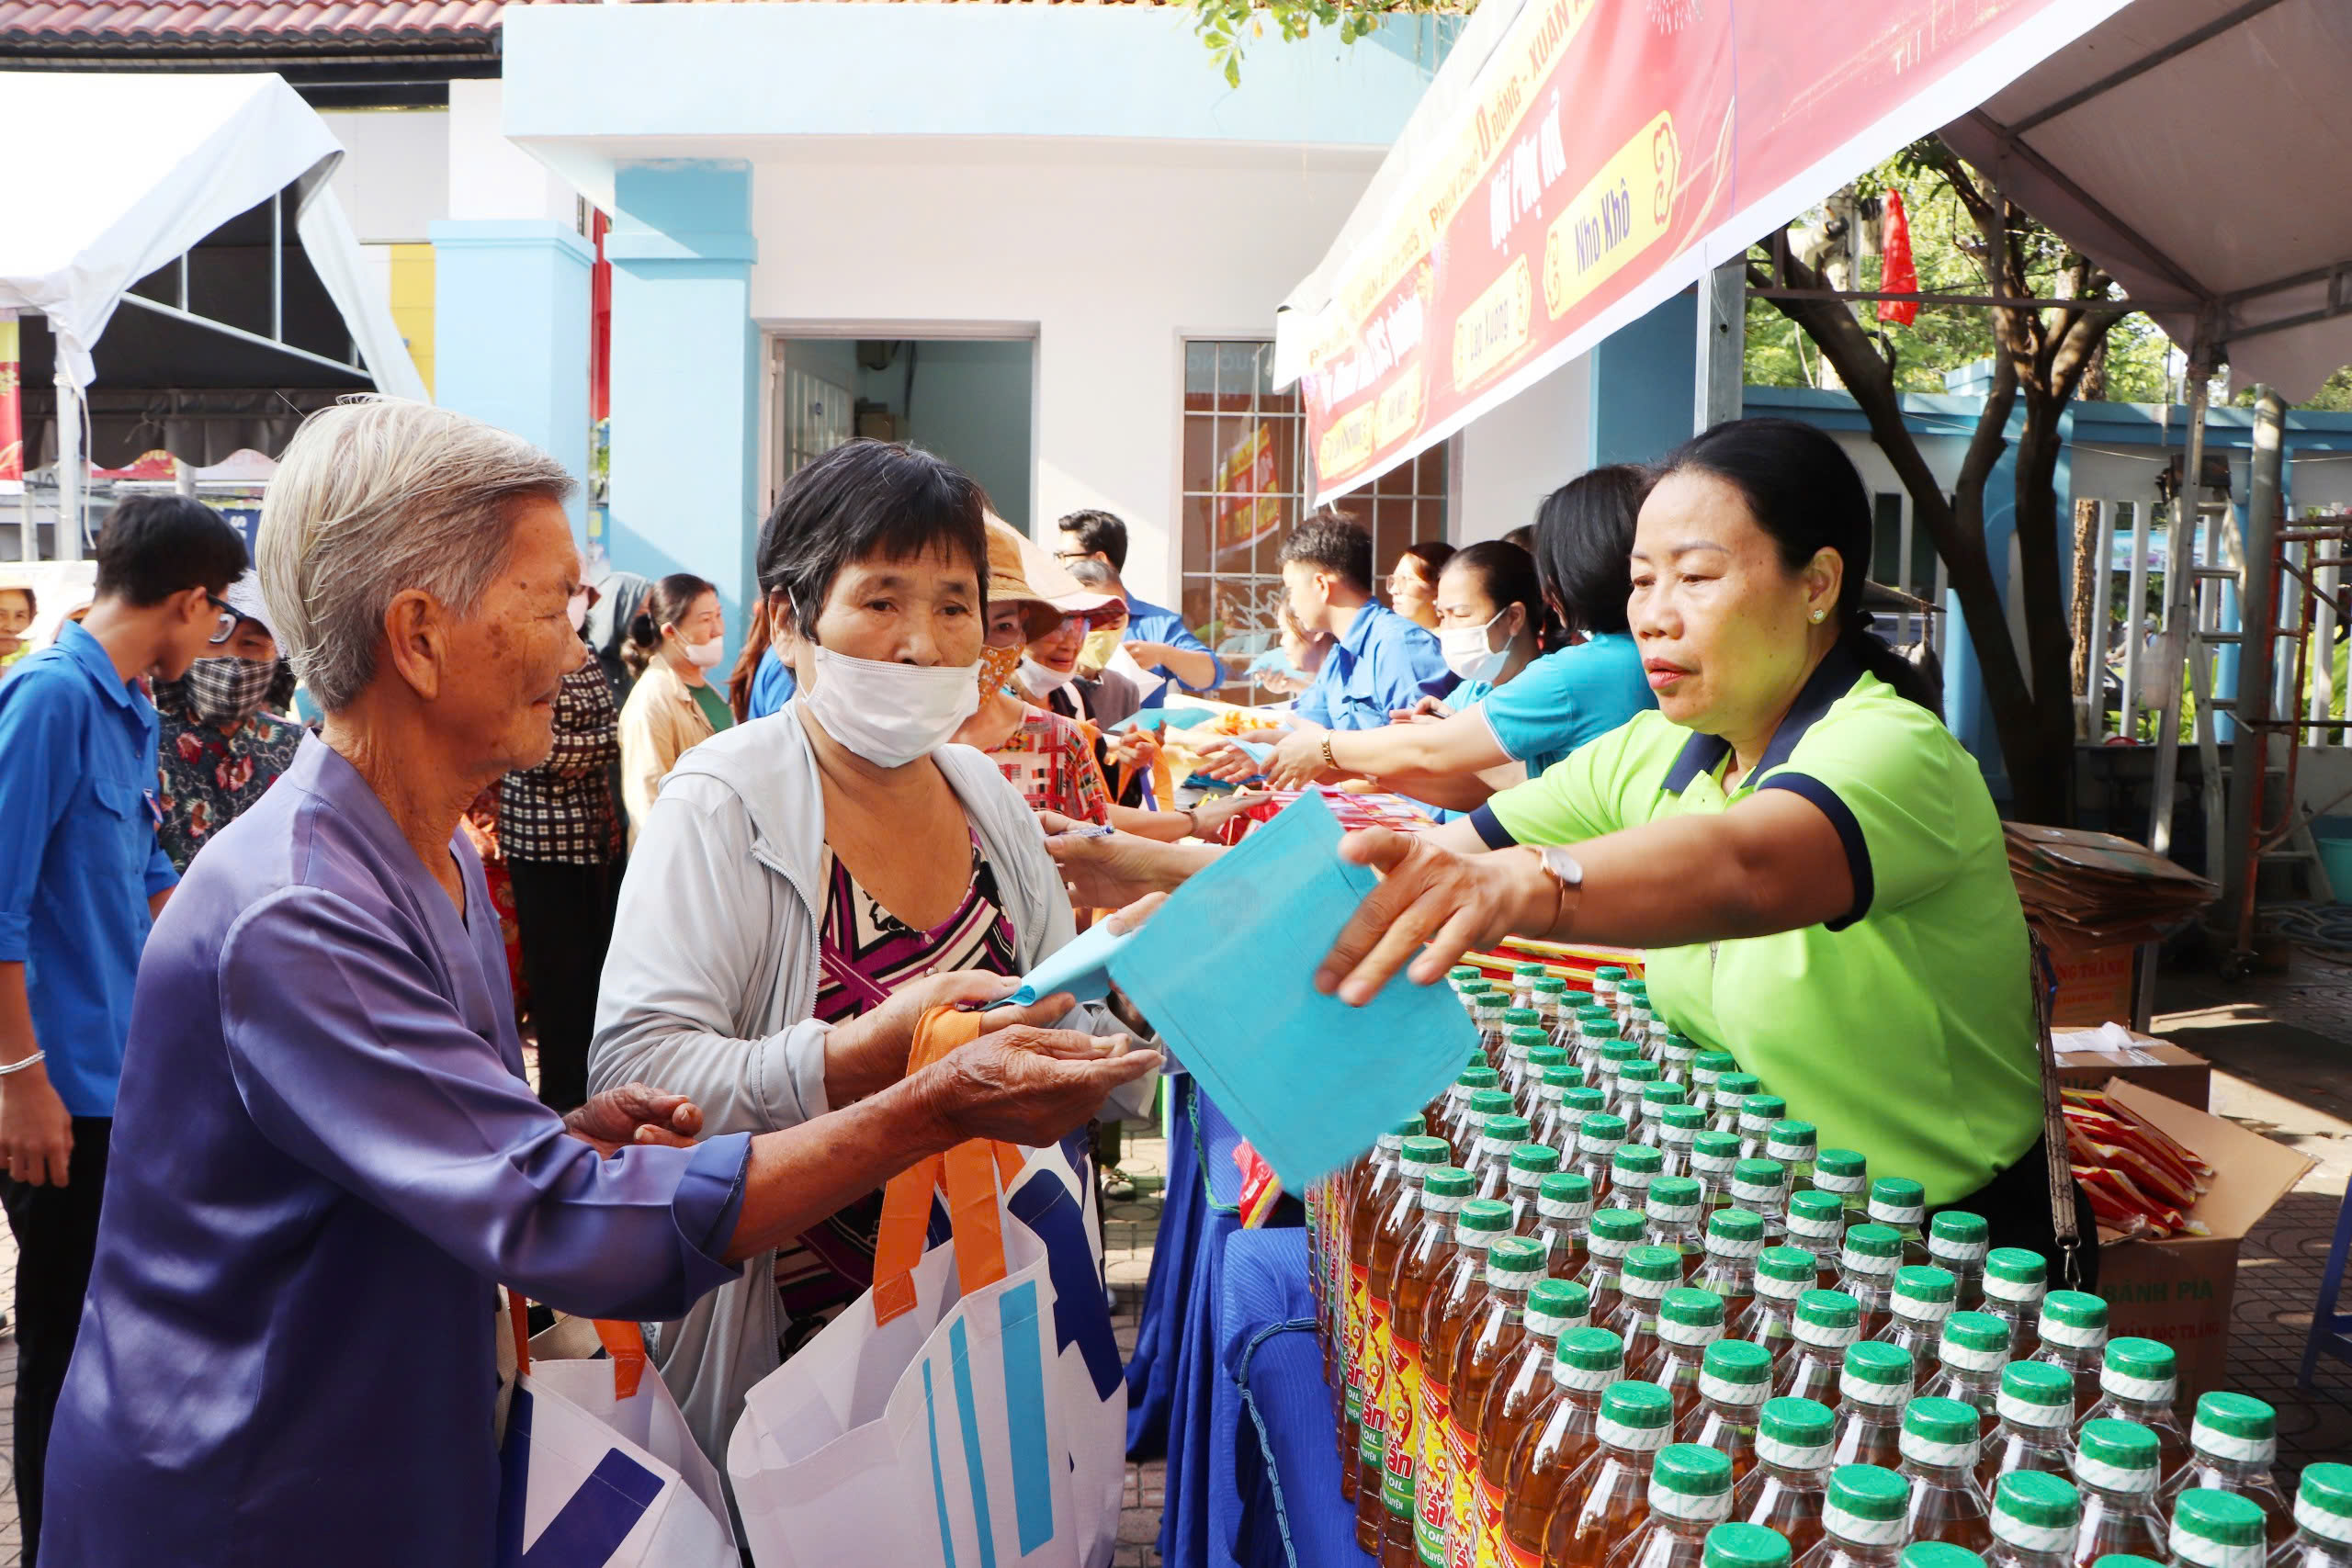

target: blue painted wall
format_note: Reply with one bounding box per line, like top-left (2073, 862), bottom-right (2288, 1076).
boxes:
top-left (429, 219), bottom-right (593, 534)
top-left (1591, 292), bottom-right (1697, 468)
top-left (604, 162), bottom-right (761, 667)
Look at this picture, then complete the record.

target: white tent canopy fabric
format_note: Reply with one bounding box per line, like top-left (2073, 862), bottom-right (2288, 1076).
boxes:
top-left (1940, 0), bottom-right (2352, 400)
top-left (0, 71), bottom-right (425, 401)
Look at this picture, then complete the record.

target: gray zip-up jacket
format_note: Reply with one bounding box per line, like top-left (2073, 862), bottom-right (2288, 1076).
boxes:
top-left (588, 704), bottom-right (1141, 1469)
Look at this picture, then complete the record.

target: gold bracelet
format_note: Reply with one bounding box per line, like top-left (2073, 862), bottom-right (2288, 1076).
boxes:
top-left (1320, 734), bottom-right (1338, 772)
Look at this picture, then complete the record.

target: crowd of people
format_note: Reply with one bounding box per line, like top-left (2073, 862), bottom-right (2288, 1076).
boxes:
top-left (0, 399), bottom-right (2067, 1568)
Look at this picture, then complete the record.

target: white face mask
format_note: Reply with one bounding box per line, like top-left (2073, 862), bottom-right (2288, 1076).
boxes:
top-left (681, 633), bottom-right (726, 670)
top-left (1018, 655), bottom-right (1077, 695)
top-left (797, 644), bottom-right (980, 768)
top-left (1439, 610), bottom-right (1510, 684)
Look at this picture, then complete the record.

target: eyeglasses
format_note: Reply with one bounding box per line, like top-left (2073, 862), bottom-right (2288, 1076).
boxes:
top-left (205, 591), bottom-right (240, 645)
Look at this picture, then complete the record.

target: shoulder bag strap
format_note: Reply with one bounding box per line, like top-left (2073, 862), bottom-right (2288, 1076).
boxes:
top-left (2028, 931), bottom-right (2086, 1292)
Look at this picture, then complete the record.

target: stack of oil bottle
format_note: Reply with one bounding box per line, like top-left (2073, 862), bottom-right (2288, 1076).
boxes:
top-left (1301, 963), bottom-right (2350, 1568)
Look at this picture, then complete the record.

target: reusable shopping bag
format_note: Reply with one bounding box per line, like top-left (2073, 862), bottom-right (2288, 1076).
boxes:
top-left (727, 1007), bottom-right (1126, 1568)
top-left (494, 1292), bottom-right (741, 1568)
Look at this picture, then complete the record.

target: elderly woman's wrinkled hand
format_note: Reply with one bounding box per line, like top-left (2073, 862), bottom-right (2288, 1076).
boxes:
top-left (1040, 814), bottom-right (1214, 908)
top-left (563, 1082), bottom-right (706, 1157)
top-left (922, 1032), bottom-right (1163, 1147)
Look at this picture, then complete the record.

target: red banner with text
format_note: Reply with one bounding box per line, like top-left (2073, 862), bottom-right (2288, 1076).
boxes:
top-left (1295, 0), bottom-right (2123, 500)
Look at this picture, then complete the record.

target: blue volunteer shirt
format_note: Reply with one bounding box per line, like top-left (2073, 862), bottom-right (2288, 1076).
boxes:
top-left (1474, 631), bottom-right (1657, 775)
top-left (1124, 592), bottom-right (1226, 702)
top-left (0, 620), bottom-right (178, 1116)
top-left (1295, 599), bottom-right (1457, 731)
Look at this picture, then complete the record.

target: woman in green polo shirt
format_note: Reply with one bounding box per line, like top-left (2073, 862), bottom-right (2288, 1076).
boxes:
top-left (1316, 416), bottom-right (2091, 1287)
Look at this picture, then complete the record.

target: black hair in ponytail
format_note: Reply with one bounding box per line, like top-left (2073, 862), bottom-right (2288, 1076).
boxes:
top-left (622, 572), bottom-right (716, 680)
top-left (1656, 417), bottom-right (1942, 716)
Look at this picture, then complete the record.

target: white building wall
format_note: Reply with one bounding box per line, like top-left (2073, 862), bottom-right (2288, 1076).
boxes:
top-left (1453, 355), bottom-right (1594, 543)
top-left (320, 108), bottom-right (450, 243)
top-left (746, 141), bottom-right (1381, 605)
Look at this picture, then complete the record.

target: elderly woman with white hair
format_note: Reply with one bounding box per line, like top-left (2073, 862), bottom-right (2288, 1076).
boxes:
top-left (40, 399), bottom-right (1157, 1566)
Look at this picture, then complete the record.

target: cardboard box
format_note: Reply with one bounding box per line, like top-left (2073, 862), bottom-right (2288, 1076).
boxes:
top-left (2052, 1028), bottom-right (2211, 1110)
top-left (2092, 1078), bottom-right (2314, 1402)
top-left (2044, 929), bottom-right (2139, 1027)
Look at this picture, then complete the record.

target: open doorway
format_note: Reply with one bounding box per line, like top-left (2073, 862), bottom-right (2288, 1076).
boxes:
top-left (773, 335), bottom-right (1035, 530)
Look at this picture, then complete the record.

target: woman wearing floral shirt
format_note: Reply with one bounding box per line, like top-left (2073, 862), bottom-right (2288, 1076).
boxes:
top-left (153, 574), bottom-right (303, 874)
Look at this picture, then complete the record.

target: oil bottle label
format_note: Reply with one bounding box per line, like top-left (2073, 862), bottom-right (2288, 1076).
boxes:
top-left (1444, 1418), bottom-right (1480, 1568)
top-left (1415, 1376), bottom-right (1453, 1567)
top-left (1382, 1333), bottom-right (1423, 1517)
top-left (1503, 1528), bottom-right (1547, 1568)
top-left (1344, 1264), bottom-right (1370, 1422)
top-left (1360, 1294), bottom-right (1393, 1465)
top-left (1470, 1470), bottom-right (1510, 1568)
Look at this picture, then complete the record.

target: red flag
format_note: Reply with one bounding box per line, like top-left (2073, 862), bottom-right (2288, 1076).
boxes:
top-left (1877, 188), bottom-right (1918, 325)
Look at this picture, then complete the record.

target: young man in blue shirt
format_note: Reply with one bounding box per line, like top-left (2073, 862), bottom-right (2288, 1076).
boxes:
top-left (1056, 508), bottom-right (1225, 702)
top-left (0, 493), bottom-right (247, 1564)
top-left (1279, 515), bottom-right (1455, 730)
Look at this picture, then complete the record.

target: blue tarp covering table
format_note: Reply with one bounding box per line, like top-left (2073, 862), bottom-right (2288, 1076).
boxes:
top-left (1125, 1076), bottom-right (1367, 1567)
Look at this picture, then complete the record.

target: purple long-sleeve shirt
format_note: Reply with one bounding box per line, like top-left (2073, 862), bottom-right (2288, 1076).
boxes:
top-left (44, 735), bottom-right (750, 1566)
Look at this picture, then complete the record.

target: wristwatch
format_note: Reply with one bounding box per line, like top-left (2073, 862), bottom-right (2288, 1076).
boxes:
top-left (1533, 845), bottom-right (1585, 932)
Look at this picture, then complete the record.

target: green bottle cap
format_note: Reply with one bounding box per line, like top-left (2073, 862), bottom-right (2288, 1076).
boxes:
top-left (1649, 1443), bottom-right (1734, 1516)
top-left (1839, 1341), bottom-right (1913, 1403)
top-left (1738, 1093), bottom-right (1789, 1126)
top-left (1826, 1463), bottom-right (1910, 1531)
top-left (1586, 1019), bottom-right (1623, 1042)
top-left (1600, 1040), bottom-right (1639, 1065)
top-left (1716, 1071), bottom-right (1761, 1100)
top-left (1554, 1325), bottom-right (1627, 1388)
top-left (1503, 1007), bottom-right (1543, 1028)
top-left (1787, 1190), bottom-right (1847, 1243)
top-left (1506, 1025), bottom-right (1551, 1051)
top-left (1648, 1175), bottom-right (1705, 1219)
top-left (1400, 1135), bottom-right (1451, 1171)
top-left (1938, 1310), bottom-right (2009, 1368)
top-left (1891, 1265), bottom-right (1959, 1321)
top-left (1661, 1032), bottom-right (1697, 1058)
top-left (1840, 1224), bottom-right (1904, 1271)
top-left (1618, 1060), bottom-right (1662, 1087)
top-left (1992, 1471), bottom-right (2084, 1551)
top-left (1663, 1104), bottom-right (1709, 1134)
top-left (1614, 1145), bottom-right (1666, 1177)
top-left (1579, 1111), bottom-right (1628, 1147)
top-left (1562, 1086), bottom-right (1609, 1116)
top-left (1515, 961), bottom-right (1548, 978)
top-left (1703, 1522), bottom-right (1791, 1568)
top-left (1590, 1207), bottom-right (1647, 1246)
top-left (1596, 965), bottom-right (1628, 982)
top-left (1621, 1243), bottom-right (1685, 1290)
top-left (1814, 1148), bottom-right (1868, 1189)
top-left (1538, 1170), bottom-right (1595, 1213)
top-left (1693, 1050), bottom-right (1740, 1075)
top-left (2295, 1464), bottom-right (2352, 1540)
top-left (1482, 1113), bottom-right (1533, 1145)
top-left (1422, 1166), bottom-right (1475, 1200)
top-left (1448, 964), bottom-right (1482, 984)
top-left (1529, 1043), bottom-right (1569, 1069)
top-left (1755, 1246), bottom-right (1815, 1293)
top-left (1469, 1089), bottom-right (1517, 1118)
top-left (1487, 1235), bottom-right (1547, 1285)
top-left (1901, 1546), bottom-right (1988, 1568)
top-left (1730, 1158), bottom-right (1788, 1201)
top-left (1996, 1359), bottom-right (2075, 1427)
top-left (1766, 1120), bottom-right (1817, 1162)
top-left (1387, 1114), bottom-right (1426, 1138)
top-left (2039, 1289), bottom-right (2109, 1348)
top-left (2189, 1392), bottom-right (2276, 1459)
top-left (1457, 1197), bottom-right (1513, 1235)
top-left (1868, 1177), bottom-right (1926, 1224)
top-left (2100, 1337), bottom-right (2176, 1402)
top-left (1899, 1396), bottom-right (1983, 1466)
top-left (1510, 1143), bottom-right (1563, 1179)
top-left (2090, 1559), bottom-right (2166, 1568)
top-left (1983, 1247), bottom-right (2047, 1303)
top-left (1598, 1379), bottom-right (1675, 1443)
top-left (1527, 1278), bottom-right (1592, 1337)
top-left (2172, 1489), bottom-right (2268, 1565)
top-left (1644, 1082), bottom-right (1690, 1111)
top-left (1700, 1337), bottom-right (1773, 1395)
top-left (1691, 1131), bottom-right (1743, 1169)
top-left (1928, 1211), bottom-right (1989, 1262)
top-left (2074, 1419), bottom-right (2160, 1493)
top-left (1794, 1288), bottom-right (1862, 1340)
top-left (1533, 975), bottom-right (1569, 996)
top-left (1542, 1064), bottom-right (1586, 1091)
top-left (1657, 1286), bottom-right (1726, 1340)
top-left (1758, 1395), bottom-right (1836, 1455)
top-left (1458, 1066), bottom-right (1502, 1091)
top-left (1705, 1206), bottom-right (1764, 1248)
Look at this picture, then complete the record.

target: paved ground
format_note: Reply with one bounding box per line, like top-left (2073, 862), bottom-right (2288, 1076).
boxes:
top-left (3, 970), bottom-right (2345, 1567)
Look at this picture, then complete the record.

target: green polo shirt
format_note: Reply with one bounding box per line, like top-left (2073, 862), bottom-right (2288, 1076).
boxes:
top-left (1472, 649), bottom-right (2041, 1205)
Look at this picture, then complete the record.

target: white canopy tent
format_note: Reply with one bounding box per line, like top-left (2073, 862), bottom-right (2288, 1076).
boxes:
top-left (0, 72), bottom-right (427, 558)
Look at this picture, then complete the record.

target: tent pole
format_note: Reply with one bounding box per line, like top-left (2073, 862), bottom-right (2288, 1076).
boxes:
top-left (1694, 256), bottom-right (1746, 434)
top-left (2222, 386), bottom-right (2287, 922)
top-left (55, 373), bottom-right (83, 562)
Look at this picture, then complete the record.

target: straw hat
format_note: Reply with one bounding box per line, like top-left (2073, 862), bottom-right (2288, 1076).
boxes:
top-left (985, 513), bottom-right (1121, 638)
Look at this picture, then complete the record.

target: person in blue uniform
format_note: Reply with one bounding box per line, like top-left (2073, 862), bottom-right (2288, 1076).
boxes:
top-left (39, 400), bottom-right (1158, 1568)
top-left (1057, 507), bottom-right (1226, 701)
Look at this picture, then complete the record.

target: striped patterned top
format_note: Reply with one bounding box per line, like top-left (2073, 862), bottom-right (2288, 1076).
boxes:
top-left (772, 830), bottom-right (1021, 1344)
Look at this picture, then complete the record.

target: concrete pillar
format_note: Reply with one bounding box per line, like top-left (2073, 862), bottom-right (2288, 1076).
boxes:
top-left (604, 161), bottom-right (761, 654)
top-left (428, 220), bottom-right (593, 532)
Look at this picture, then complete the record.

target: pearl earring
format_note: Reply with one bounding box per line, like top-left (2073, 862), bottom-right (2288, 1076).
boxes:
top-left (1809, 608), bottom-right (1826, 623)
